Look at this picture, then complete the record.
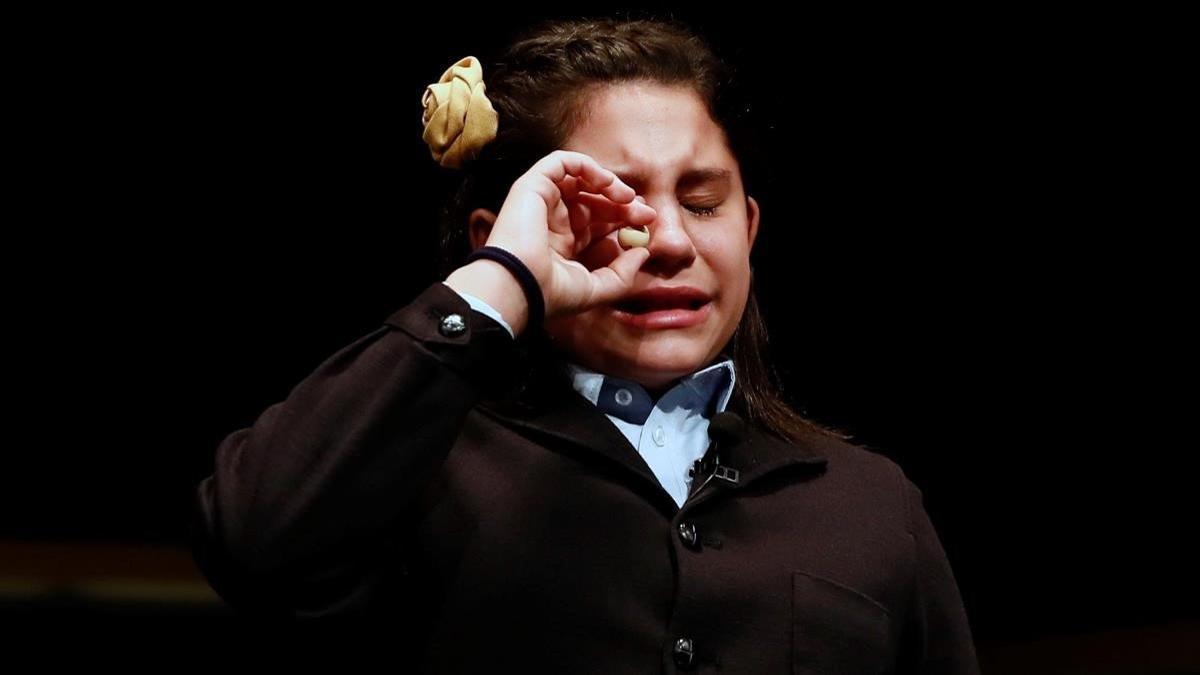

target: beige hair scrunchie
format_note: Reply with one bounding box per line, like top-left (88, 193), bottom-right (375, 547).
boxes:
top-left (421, 56), bottom-right (499, 169)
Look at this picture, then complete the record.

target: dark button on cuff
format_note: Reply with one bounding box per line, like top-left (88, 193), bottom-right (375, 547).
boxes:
top-left (673, 637), bottom-right (696, 668)
top-left (438, 313), bottom-right (467, 337)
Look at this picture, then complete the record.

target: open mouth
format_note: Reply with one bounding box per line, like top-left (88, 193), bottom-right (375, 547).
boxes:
top-left (614, 298), bottom-right (709, 314)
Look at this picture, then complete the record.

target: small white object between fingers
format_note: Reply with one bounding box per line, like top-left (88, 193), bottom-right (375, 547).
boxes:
top-left (618, 225), bottom-right (650, 248)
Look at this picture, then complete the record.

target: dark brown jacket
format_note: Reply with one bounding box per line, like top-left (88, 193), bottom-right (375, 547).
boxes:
top-left (191, 281), bottom-right (981, 674)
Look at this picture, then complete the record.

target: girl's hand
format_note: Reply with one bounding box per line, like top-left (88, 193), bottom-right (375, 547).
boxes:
top-left (478, 149), bottom-right (657, 323)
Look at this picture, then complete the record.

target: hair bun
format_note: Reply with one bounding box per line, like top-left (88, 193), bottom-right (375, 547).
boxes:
top-left (421, 56), bottom-right (499, 169)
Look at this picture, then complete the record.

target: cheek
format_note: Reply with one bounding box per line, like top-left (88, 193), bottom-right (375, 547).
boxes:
top-left (695, 223), bottom-right (749, 257)
top-left (544, 307), bottom-right (607, 346)
top-left (544, 313), bottom-right (581, 341)
top-left (699, 246), bottom-right (751, 291)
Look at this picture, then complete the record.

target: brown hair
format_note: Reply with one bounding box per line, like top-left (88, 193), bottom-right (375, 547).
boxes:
top-left (432, 15), bottom-right (848, 445)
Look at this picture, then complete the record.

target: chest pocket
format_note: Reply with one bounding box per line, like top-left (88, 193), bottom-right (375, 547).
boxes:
top-left (792, 570), bottom-right (894, 675)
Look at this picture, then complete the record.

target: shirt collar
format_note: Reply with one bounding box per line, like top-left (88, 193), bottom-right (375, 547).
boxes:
top-left (558, 357), bottom-right (737, 426)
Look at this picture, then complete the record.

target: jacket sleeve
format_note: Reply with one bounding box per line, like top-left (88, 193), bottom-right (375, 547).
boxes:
top-left (190, 281), bottom-right (521, 618)
top-left (897, 477), bottom-right (983, 675)
top-left (445, 282), bottom-right (516, 338)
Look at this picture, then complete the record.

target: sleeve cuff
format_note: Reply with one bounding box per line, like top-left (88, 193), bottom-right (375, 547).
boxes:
top-left (441, 282), bottom-right (516, 338)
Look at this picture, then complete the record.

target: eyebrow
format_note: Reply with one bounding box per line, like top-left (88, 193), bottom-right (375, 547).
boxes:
top-left (613, 167), bottom-right (732, 191)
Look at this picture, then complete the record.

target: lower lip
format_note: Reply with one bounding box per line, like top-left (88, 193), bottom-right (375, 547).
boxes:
top-left (611, 301), bottom-right (713, 329)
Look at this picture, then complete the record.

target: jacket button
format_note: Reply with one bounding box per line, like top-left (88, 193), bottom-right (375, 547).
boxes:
top-left (678, 521), bottom-right (699, 548)
top-left (438, 313), bottom-right (467, 337)
top-left (673, 636), bottom-right (696, 668)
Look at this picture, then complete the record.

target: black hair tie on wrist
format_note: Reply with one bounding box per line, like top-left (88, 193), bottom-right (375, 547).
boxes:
top-left (463, 245), bottom-right (545, 334)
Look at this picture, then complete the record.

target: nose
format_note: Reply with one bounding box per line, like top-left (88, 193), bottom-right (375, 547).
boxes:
top-left (640, 198), bottom-right (696, 272)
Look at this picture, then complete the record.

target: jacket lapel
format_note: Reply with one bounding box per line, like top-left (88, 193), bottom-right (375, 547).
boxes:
top-left (730, 416), bottom-right (830, 483)
top-left (476, 343), bottom-right (667, 497)
top-left (476, 336), bottom-right (831, 512)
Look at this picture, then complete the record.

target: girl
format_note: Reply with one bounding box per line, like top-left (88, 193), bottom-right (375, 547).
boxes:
top-left (193, 16), bottom-right (980, 674)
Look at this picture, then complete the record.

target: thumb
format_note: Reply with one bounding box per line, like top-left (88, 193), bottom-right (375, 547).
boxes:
top-left (594, 246), bottom-right (650, 304)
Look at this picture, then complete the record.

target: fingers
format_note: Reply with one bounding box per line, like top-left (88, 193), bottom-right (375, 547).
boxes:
top-left (527, 151), bottom-right (657, 275)
top-left (566, 196), bottom-right (592, 240)
top-left (555, 162), bottom-right (656, 245)
top-left (568, 191), bottom-right (656, 243)
top-left (572, 191), bottom-right (656, 226)
top-left (535, 150), bottom-right (636, 204)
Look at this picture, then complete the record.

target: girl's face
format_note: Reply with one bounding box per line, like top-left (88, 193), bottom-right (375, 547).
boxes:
top-left (546, 81), bottom-right (760, 396)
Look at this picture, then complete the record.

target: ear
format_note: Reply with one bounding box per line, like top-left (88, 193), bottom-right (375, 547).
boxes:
top-left (746, 196), bottom-right (761, 250)
top-left (467, 208), bottom-right (498, 250)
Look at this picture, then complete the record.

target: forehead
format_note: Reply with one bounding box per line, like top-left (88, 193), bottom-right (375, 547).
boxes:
top-left (562, 82), bottom-right (737, 186)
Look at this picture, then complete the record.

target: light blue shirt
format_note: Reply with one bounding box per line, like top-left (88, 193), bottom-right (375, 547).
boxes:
top-left (558, 358), bottom-right (736, 508)
top-left (443, 283), bottom-right (737, 508)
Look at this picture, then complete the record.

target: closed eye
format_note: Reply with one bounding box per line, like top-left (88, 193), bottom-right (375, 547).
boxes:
top-left (684, 203), bottom-right (719, 217)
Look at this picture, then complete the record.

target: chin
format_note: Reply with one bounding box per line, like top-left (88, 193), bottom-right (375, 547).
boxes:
top-left (611, 343), bottom-right (707, 381)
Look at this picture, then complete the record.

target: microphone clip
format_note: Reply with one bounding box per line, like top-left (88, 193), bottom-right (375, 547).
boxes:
top-left (712, 464), bottom-right (740, 485)
top-left (688, 446), bottom-right (740, 489)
